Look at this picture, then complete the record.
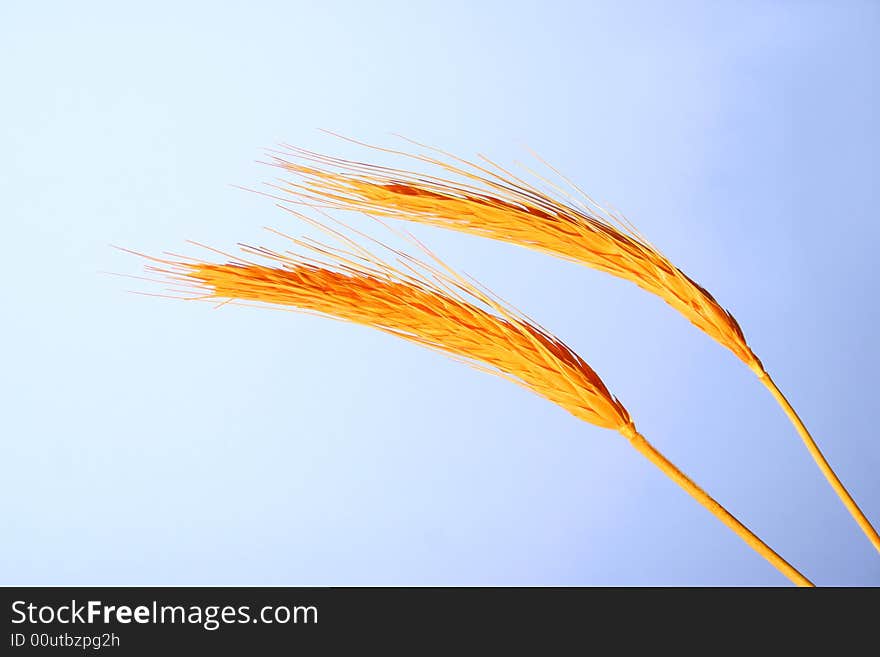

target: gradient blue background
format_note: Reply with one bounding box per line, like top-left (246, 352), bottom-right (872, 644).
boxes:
top-left (2, 1), bottom-right (878, 585)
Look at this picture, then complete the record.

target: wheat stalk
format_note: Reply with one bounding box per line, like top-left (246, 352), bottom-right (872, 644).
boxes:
top-left (131, 213), bottom-right (812, 585)
top-left (267, 136), bottom-right (880, 555)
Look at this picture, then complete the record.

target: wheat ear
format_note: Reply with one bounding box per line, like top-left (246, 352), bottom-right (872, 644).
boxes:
top-left (267, 137), bottom-right (880, 554)
top-left (130, 212), bottom-right (812, 585)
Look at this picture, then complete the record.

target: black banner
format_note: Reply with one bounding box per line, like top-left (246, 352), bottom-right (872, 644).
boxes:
top-left (1, 587), bottom-right (872, 652)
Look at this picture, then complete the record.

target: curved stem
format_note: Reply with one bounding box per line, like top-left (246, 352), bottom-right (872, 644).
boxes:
top-left (621, 426), bottom-right (813, 586)
top-left (759, 372), bottom-right (880, 554)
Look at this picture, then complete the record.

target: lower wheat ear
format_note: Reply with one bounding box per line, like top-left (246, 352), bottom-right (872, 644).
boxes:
top-left (130, 216), bottom-right (812, 586)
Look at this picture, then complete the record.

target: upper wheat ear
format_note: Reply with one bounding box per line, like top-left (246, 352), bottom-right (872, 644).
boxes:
top-left (128, 211), bottom-right (812, 586)
top-left (267, 136), bottom-right (880, 557)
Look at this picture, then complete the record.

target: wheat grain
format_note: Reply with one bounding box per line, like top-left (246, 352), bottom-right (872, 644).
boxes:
top-left (143, 219), bottom-right (631, 432)
top-left (267, 137), bottom-right (762, 372)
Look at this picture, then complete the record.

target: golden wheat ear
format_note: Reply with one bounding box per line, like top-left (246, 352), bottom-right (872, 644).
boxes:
top-left (130, 212), bottom-right (812, 585)
top-left (267, 137), bottom-right (880, 556)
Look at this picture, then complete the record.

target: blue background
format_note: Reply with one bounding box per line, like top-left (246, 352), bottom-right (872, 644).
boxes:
top-left (2, 1), bottom-right (878, 585)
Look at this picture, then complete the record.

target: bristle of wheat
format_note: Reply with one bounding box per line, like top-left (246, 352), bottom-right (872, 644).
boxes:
top-left (145, 227), bottom-right (632, 433)
top-left (267, 141), bottom-right (763, 373)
